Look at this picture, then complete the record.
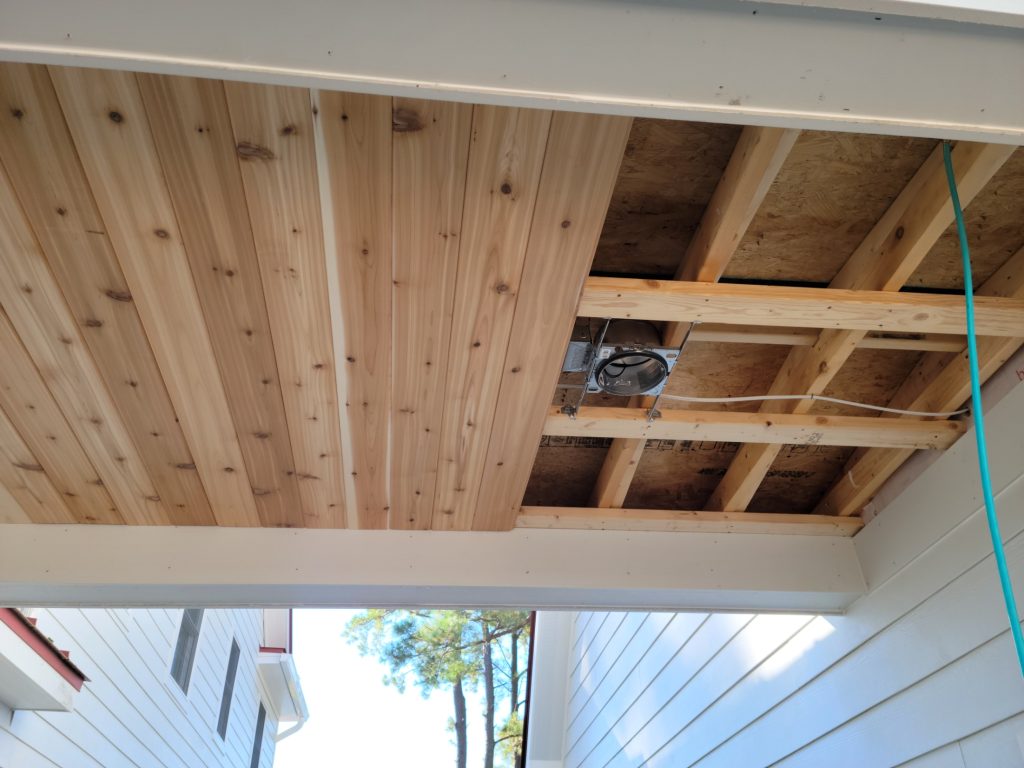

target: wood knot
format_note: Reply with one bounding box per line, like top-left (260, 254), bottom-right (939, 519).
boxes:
top-left (10, 107), bottom-right (24, 119)
top-left (495, 282), bottom-right (509, 294)
top-left (895, 225), bottom-right (905, 240)
top-left (145, 495), bottom-right (161, 503)
top-left (346, 356), bottom-right (356, 363)
top-left (154, 229), bottom-right (170, 239)
top-left (392, 107), bottom-right (424, 133)
top-left (83, 318), bottom-right (103, 328)
top-left (176, 462), bottom-right (196, 470)
top-left (254, 431), bottom-right (271, 439)
top-left (236, 141), bottom-right (275, 161)
top-left (108, 110), bottom-right (124, 123)
top-left (56, 207), bottom-right (67, 216)
top-left (13, 462), bottom-right (43, 472)
top-left (223, 466), bottom-right (235, 473)
top-left (500, 182), bottom-right (512, 195)
top-left (511, 366), bottom-right (521, 373)
top-left (472, 340), bottom-right (481, 348)
top-left (561, 219), bottom-right (571, 229)
top-left (280, 124), bottom-right (297, 136)
top-left (105, 289), bottom-right (133, 302)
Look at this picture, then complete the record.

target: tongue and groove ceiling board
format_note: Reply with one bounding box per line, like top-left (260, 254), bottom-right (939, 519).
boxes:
top-left (0, 61), bottom-right (1021, 534)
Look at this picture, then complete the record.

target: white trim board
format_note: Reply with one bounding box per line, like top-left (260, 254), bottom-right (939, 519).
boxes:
top-left (2, 0), bottom-right (1022, 143)
top-left (0, 526), bottom-right (865, 613)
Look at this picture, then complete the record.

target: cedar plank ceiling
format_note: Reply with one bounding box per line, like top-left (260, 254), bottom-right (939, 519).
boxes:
top-left (0, 62), bottom-right (1021, 534)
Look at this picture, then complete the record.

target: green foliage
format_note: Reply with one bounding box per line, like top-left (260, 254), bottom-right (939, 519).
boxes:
top-left (496, 712), bottom-right (523, 764)
top-left (344, 609), bottom-right (532, 767)
top-left (344, 609), bottom-right (478, 696)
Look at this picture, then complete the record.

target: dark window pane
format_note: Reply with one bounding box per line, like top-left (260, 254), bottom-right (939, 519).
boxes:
top-left (170, 608), bottom-right (204, 693)
top-left (250, 703), bottom-right (267, 768)
top-left (218, 638), bottom-right (241, 739)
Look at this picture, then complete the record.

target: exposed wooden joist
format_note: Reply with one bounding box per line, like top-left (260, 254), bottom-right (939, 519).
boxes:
top-left (544, 406), bottom-right (964, 450)
top-left (691, 325), bottom-right (964, 352)
top-left (0, 63), bottom-right (214, 526)
top-left (317, 90), bottom-right (393, 530)
top-left (50, 66), bottom-right (261, 527)
top-left (591, 126), bottom-right (797, 509)
top-left (818, 244), bottom-right (1024, 516)
top-left (223, 81), bottom-right (349, 529)
top-left (705, 140), bottom-right (1015, 512)
top-left (472, 112), bottom-right (633, 531)
top-left (138, 74), bottom-right (306, 529)
top-left (390, 98), bottom-right (472, 530)
top-left (677, 129), bottom-right (801, 284)
top-left (579, 278), bottom-right (1024, 337)
top-left (516, 506), bottom-right (863, 536)
top-left (432, 106), bottom-right (553, 531)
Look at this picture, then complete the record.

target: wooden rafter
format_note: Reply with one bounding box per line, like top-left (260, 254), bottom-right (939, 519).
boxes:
top-left (689, 325), bottom-right (964, 352)
top-left (544, 407), bottom-right (964, 450)
top-left (705, 140), bottom-right (1015, 512)
top-left (818, 243), bottom-right (1024, 517)
top-left (590, 126), bottom-right (799, 509)
top-left (580, 278), bottom-right (1024, 337)
top-left (517, 507), bottom-right (862, 536)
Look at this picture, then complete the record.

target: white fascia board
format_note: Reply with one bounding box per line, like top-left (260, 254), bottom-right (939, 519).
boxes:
top-left (750, 0), bottom-right (1024, 28)
top-left (1, 0), bottom-right (1022, 143)
top-left (0, 619), bottom-right (77, 712)
top-left (525, 612), bottom-right (574, 768)
top-left (0, 526), bottom-right (865, 614)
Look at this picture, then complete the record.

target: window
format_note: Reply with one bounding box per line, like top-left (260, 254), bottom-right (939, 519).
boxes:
top-left (249, 702), bottom-right (267, 768)
top-left (170, 609), bottom-right (204, 693)
top-left (217, 638), bottom-right (241, 739)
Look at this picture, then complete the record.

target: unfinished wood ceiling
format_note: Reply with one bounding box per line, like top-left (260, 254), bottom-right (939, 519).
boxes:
top-left (0, 62), bottom-right (1021, 535)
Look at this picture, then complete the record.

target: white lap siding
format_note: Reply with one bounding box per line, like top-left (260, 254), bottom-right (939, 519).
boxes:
top-left (561, 382), bottom-right (1024, 768)
top-left (0, 609), bottom-right (278, 768)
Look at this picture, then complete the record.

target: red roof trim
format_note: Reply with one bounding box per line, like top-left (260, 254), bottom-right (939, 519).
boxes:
top-left (0, 609), bottom-right (88, 691)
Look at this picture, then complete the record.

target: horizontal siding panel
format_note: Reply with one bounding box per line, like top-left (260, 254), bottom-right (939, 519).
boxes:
top-left (695, 507), bottom-right (1024, 768)
top-left (776, 635), bottom-right (1024, 767)
top-left (566, 613), bottom-right (709, 768)
top-left (565, 613), bottom-right (672, 750)
top-left (0, 608), bottom-right (274, 768)
top-left (959, 712), bottom-right (1024, 767)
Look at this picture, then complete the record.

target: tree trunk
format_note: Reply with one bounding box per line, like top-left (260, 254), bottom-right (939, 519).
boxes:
top-left (509, 628), bottom-right (520, 717)
top-left (453, 675), bottom-right (467, 768)
top-left (483, 623), bottom-right (495, 768)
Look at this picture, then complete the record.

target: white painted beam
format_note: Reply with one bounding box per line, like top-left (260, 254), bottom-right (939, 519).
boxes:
top-left (0, 525), bottom-right (865, 614)
top-left (751, 0), bottom-right (1024, 28)
top-left (525, 612), bottom-right (573, 768)
top-left (1, 0), bottom-right (1022, 143)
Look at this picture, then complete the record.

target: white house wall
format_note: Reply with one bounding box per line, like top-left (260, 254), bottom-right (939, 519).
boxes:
top-left (558, 379), bottom-right (1024, 767)
top-left (0, 609), bottom-right (278, 768)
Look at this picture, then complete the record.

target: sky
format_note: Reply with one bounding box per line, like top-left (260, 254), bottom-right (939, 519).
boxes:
top-left (274, 609), bottom-right (488, 768)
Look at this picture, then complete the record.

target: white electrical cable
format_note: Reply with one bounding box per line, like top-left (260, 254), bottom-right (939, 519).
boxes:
top-left (657, 393), bottom-right (968, 418)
